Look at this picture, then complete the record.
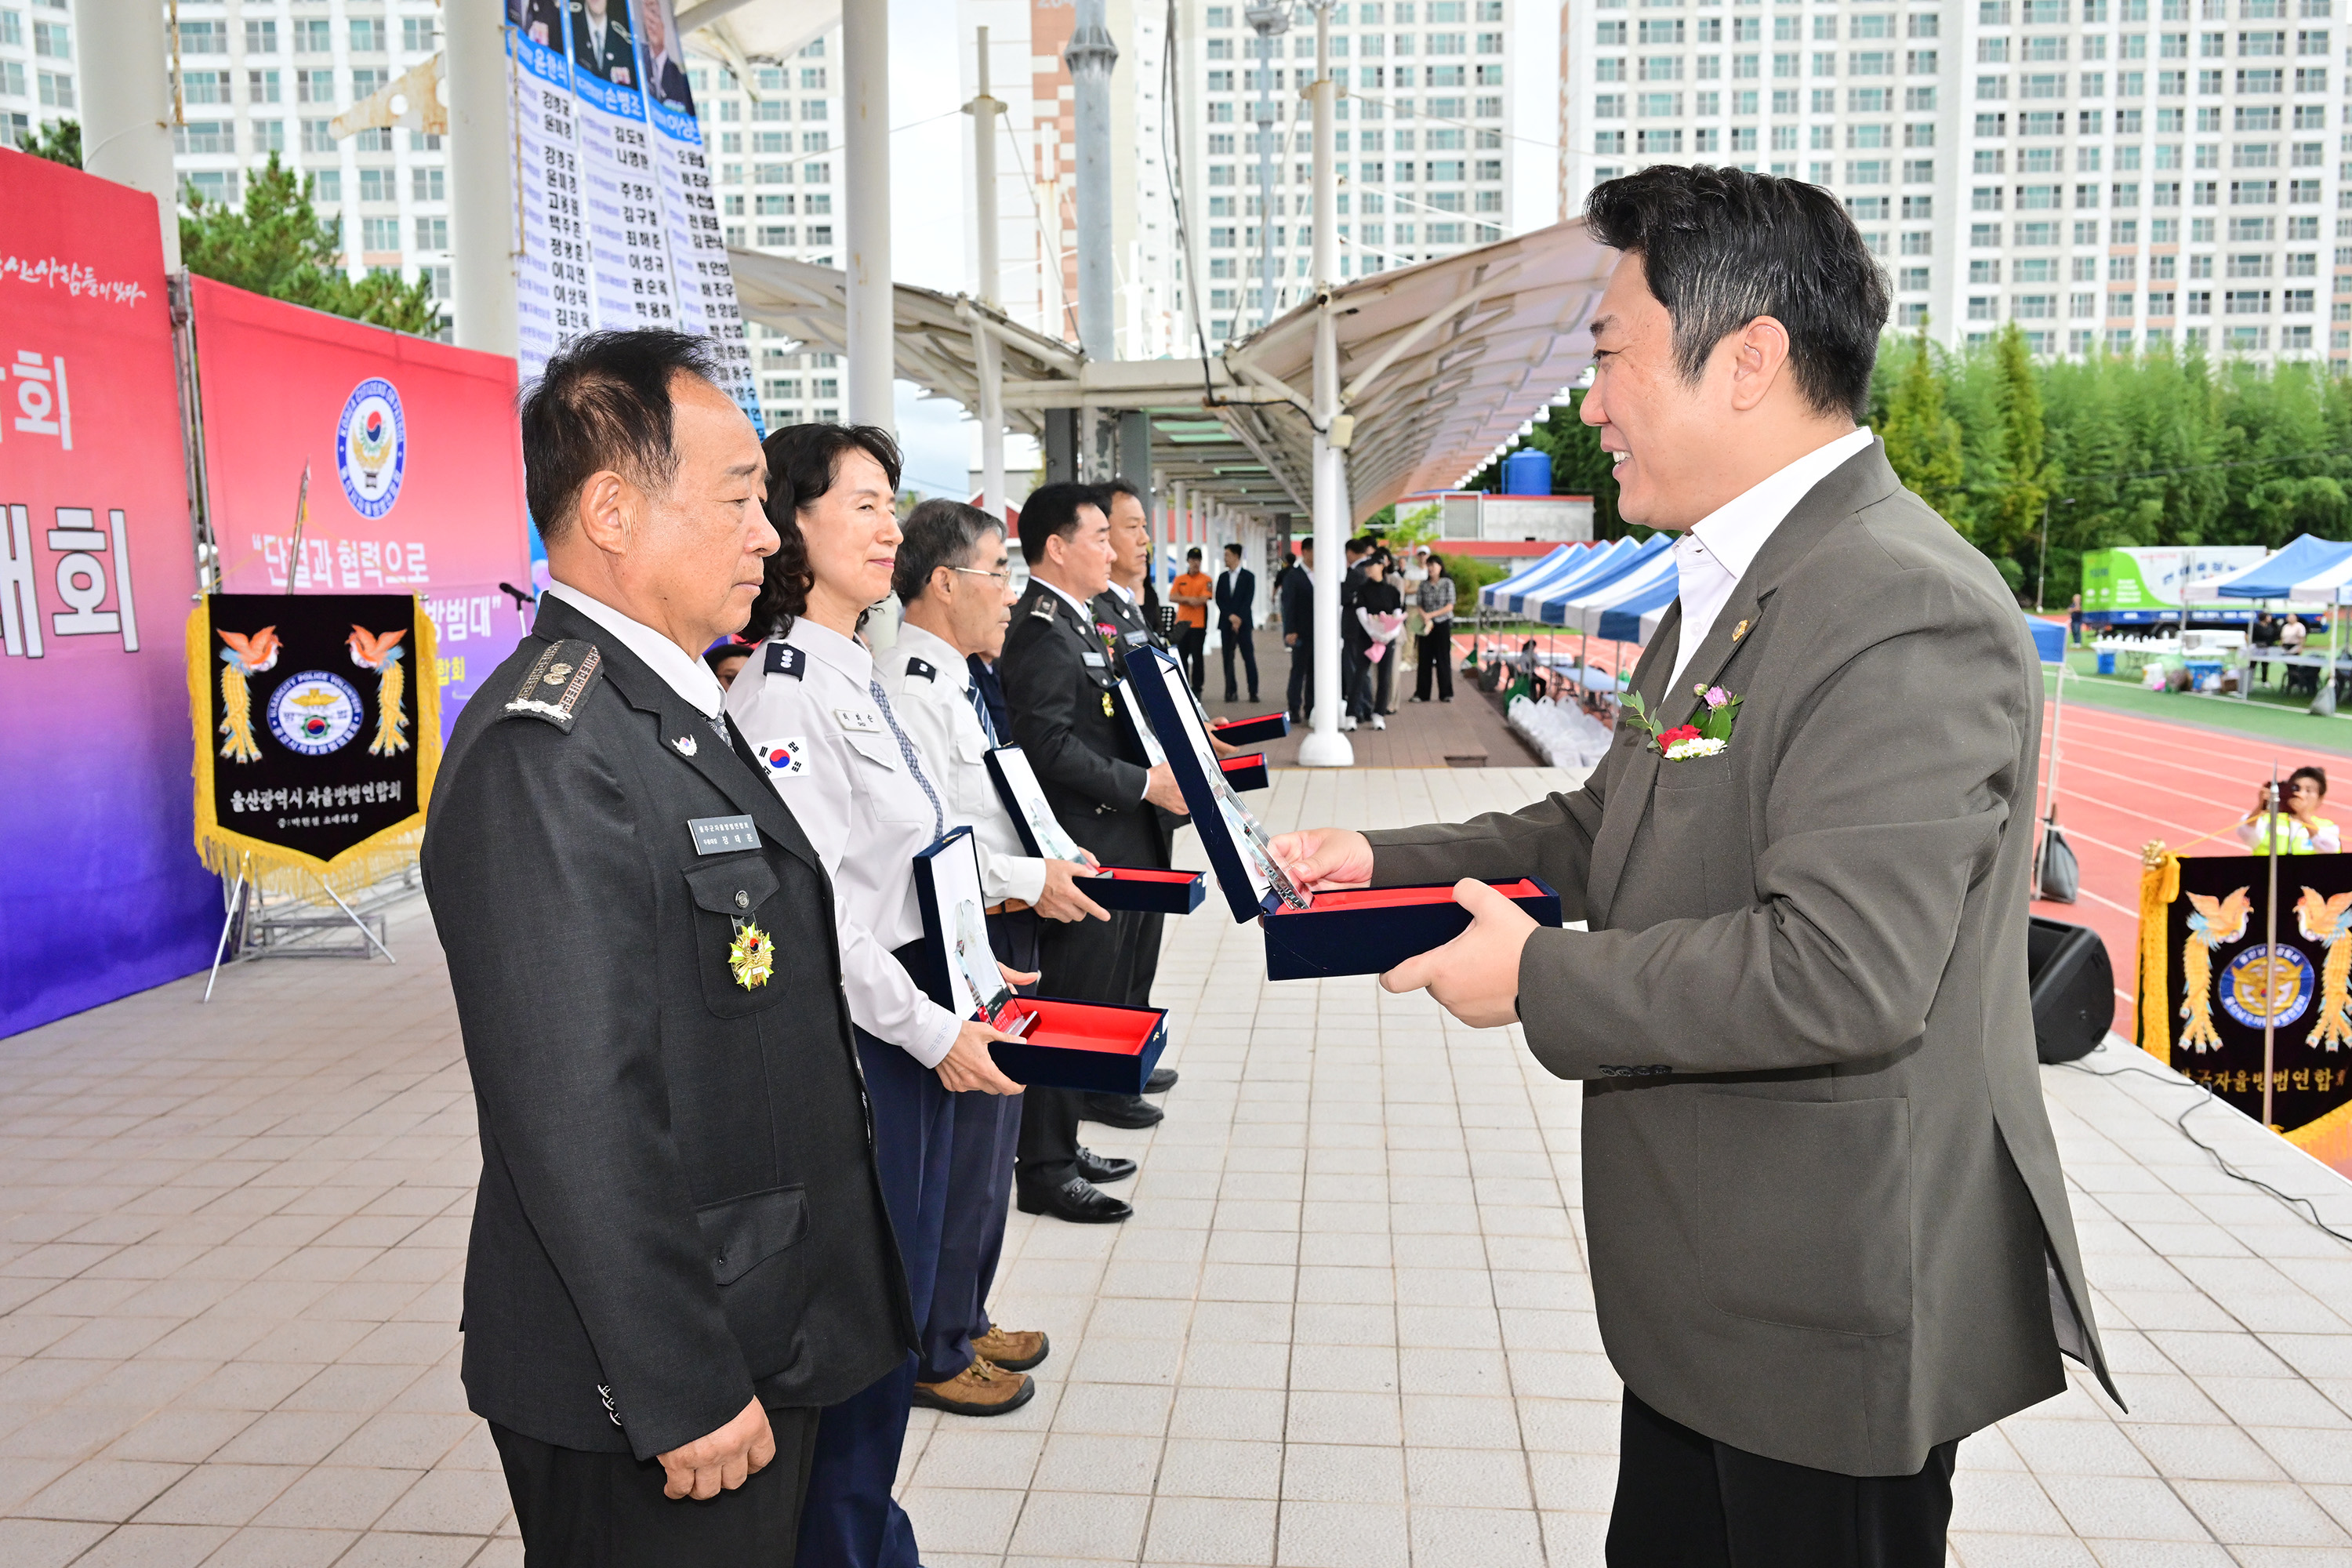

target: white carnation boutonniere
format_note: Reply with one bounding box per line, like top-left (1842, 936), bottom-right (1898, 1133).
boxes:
top-left (1624, 684), bottom-right (1744, 760)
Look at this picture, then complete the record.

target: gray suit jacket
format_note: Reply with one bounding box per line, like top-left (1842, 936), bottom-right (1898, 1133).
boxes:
top-left (1365, 440), bottom-right (2118, 1475)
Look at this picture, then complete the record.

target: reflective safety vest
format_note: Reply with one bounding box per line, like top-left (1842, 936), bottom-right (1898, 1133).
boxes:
top-left (2247, 814), bottom-right (2326, 855)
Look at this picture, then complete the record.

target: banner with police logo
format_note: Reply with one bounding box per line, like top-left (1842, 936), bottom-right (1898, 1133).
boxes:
top-left (187, 592), bottom-right (441, 893)
top-left (2142, 851), bottom-right (2352, 1175)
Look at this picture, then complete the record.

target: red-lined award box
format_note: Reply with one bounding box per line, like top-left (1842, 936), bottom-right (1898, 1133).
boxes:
top-left (1124, 645), bottom-right (1560, 980)
top-left (1211, 712), bottom-right (1290, 746)
top-left (1221, 753), bottom-right (1270, 793)
top-left (913, 828), bottom-right (1170, 1092)
top-left (982, 744), bottom-right (1207, 914)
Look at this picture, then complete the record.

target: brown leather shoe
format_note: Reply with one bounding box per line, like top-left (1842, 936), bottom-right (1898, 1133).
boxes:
top-left (972, 1325), bottom-right (1048, 1371)
top-left (911, 1358), bottom-right (1035, 1417)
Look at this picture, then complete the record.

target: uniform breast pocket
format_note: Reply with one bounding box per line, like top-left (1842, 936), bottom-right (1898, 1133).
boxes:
top-left (684, 854), bottom-right (789, 1018)
top-left (840, 730), bottom-right (925, 824)
top-left (1650, 757), bottom-right (1748, 912)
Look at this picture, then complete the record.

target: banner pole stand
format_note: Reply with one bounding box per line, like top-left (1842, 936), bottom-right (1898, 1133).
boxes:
top-left (313, 869), bottom-right (399, 964)
top-left (2266, 760), bottom-right (2281, 1130)
top-left (202, 851), bottom-right (252, 1002)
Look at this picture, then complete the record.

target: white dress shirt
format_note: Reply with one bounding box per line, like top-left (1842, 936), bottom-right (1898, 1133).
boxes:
top-left (1665, 427), bottom-right (1876, 692)
top-left (877, 622), bottom-right (1052, 906)
top-left (541, 580), bottom-right (726, 718)
top-left (724, 617), bottom-right (962, 1069)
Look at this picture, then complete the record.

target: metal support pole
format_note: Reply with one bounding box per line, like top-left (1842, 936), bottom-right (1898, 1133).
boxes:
top-left (969, 30), bottom-right (1007, 518)
top-left (1068, 0), bottom-right (1120, 361)
top-left (844, 0), bottom-right (893, 426)
top-left (74, 0), bottom-right (181, 269)
top-left (448, 0), bottom-right (518, 354)
top-left (1298, 2), bottom-right (1349, 767)
top-left (2264, 760), bottom-right (2281, 1129)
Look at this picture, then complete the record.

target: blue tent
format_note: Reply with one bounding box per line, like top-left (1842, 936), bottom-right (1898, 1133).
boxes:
top-left (1534, 535), bottom-right (1675, 626)
top-left (1477, 544), bottom-right (1577, 614)
top-left (1595, 572), bottom-right (1682, 642)
top-left (2211, 534), bottom-right (2352, 599)
top-left (1483, 540), bottom-right (1632, 617)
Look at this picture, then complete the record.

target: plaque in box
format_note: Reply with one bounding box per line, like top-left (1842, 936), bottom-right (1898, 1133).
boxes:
top-left (911, 828), bottom-right (1171, 1092)
top-left (979, 744), bottom-right (1207, 914)
top-left (1211, 712), bottom-right (1290, 747)
top-left (1122, 644), bottom-right (1561, 978)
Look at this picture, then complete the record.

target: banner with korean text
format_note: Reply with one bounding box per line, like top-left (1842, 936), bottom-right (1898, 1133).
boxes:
top-left (505, 0), bottom-right (755, 419)
top-left (0, 151), bottom-right (217, 1036)
top-left (190, 276), bottom-right (532, 729)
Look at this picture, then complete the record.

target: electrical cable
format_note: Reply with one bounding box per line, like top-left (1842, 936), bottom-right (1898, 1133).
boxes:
top-left (2057, 1052), bottom-right (2352, 1249)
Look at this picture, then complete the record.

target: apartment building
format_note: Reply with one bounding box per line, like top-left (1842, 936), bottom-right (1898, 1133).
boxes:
top-left (1560, 0), bottom-right (2352, 362)
top-left (0, 0), bottom-right (74, 151)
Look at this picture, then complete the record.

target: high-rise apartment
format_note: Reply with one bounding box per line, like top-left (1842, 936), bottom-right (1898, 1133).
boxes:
top-left (1559, 0), bottom-right (2350, 362)
top-left (0, 0), bottom-right (76, 152)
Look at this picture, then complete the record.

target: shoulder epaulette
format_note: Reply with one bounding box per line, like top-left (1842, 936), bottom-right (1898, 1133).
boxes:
top-left (906, 656), bottom-right (937, 681)
top-left (1029, 595), bottom-right (1057, 622)
top-left (503, 640), bottom-right (604, 733)
top-left (767, 641), bottom-right (806, 678)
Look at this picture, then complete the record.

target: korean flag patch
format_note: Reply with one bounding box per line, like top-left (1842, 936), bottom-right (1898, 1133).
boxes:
top-left (756, 737), bottom-right (809, 777)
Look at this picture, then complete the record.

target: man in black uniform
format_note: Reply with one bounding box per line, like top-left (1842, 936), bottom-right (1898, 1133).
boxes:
top-left (996, 482), bottom-right (1190, 1222)
top-left (423, 330), bottom-right (911, 1564)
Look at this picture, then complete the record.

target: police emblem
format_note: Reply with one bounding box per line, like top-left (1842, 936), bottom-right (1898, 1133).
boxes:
top-left (728, 920), bottom-right (775, 989)
top-left (1102, 691), bottom-right (1115, 717)
top-left (265, 670), bottom-right (365, 756)
top-left (2221, 942), bottom-right (2316, 1031)
top-left (757, 737), bottom-right (808, 776)
top-left (335, 377), bottom-right (407, 520)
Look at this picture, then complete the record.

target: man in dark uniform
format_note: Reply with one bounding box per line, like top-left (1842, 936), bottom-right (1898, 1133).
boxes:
top-left (996, 482), bottom-right (1190, 1222)
top-left (423, 329), bottom-right (911, 1564)
top-left (1282, 538), bottom-right (1316, 723)
top-left (568, 0), bottom-right (636, 85)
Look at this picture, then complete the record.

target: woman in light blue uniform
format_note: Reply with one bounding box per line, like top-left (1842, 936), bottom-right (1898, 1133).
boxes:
top-left (724, 424), bottom-right (1023, 1568)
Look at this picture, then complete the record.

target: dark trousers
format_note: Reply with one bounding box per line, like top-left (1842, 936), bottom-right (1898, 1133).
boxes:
top-left (1177, 623), bottom-right (1207, 691)
top-left (492, 1407), bottom-right (822, 1567)
top-left (1286, 637), bottom-right (1312, 720)
top-left (1221, 622), bottom-right (1259, 699)
top-left (1606, 1390), bottom-right (1959, 1568)
top-left (1346, 644), bottom-right (1389, 720)
top-left (1416, 618), bottom-right (1454, 699)
top-left (1020, 895), bottom-right (1128, 1187)
top-left (797, 1032), bottom-right (953, 1568)
top-left (920, 910), bottom-right (1039, 1381)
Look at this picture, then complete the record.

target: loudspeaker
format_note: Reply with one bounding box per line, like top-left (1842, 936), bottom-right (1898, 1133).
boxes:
top-left (2027, 916), bottom-right (2113, 1064)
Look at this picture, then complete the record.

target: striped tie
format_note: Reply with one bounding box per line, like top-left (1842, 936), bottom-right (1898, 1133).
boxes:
top-left (869, 679), bottom-right (944, 840)
top-left (966, 681), bottom-right (1001, 748)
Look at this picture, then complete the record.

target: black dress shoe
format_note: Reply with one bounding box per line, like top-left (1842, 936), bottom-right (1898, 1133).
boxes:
top-left (1080, 1093), bottom-right (1165, 1129)
top-left (1075, 1145), bottom-right (1137, 1184)
top-left (1145, 1066), bottom-right (1179, 1094)
top-left (1015, 1175), bottom-right (1132, 1224)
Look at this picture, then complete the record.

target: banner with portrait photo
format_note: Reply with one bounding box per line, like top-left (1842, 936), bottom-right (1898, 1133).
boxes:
top-left (187, 592), bottom-right (441, 894)
top-left (2140, 851), bottom-right (2352, 1177)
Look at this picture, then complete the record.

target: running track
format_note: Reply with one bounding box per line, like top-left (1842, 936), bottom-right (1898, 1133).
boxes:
top-left (2032, 693), bottom-right (2352, 1033)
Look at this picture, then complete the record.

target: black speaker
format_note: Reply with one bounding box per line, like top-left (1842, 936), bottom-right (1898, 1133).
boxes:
top-left (2027, 916), bottom-right (2113, 1064)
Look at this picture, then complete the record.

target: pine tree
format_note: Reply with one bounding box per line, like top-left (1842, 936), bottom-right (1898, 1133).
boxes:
top-left (180, 153), bottom-right (443, 338)
top-left (20, 119), bottom-right (80, 167)
top-left (1880, 325), bottom-right (1965, 525)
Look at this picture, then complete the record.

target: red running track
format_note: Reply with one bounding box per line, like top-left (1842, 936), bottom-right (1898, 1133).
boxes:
top-left (2031, 695), bottom-right (2352, 1033)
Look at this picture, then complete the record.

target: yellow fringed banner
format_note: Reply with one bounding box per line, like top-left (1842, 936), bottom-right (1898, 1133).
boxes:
top-left (187, 593), bottom-right (441, 903)
top-left (2138, 842), bottom-right (2180, 1065)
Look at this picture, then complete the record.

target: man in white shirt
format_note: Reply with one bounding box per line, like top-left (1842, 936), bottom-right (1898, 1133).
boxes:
top-left (878, 499), bottom-right (1131, 1414)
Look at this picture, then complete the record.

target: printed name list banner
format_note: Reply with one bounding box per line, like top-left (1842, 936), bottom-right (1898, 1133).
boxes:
top-left (502, 0), bottom-right (759, 425)
top-left (0, 151), bottom-right (216, 1037)
top-left (2143, 850), bottom-right (2352, 1176)
top-left (190, 277), bottom-right (532, 729)
top-left (189, 593), bottom-right (441, 890)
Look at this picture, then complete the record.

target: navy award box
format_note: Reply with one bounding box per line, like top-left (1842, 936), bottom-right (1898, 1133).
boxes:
top-left (981, 744), bottom-right (1207, 915)
top-left (1220, 753), bottom-right (1270, 793)
top-left (1122, 644), bottom-right (1559, 981)
top-left (1211, 712), bottom-right (1289, 747)
top-left (912, 828), bottom-right (1171, 1092)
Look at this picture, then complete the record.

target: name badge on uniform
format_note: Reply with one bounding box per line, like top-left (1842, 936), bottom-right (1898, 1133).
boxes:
top-left (1081, 651), bottom-right (1107, 668)
top-left (833, 707), bottom-right (882, 734)
top-left (688, 815), bottom-right (760, 855)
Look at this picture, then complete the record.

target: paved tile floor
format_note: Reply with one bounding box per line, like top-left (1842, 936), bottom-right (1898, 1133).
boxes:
top-left (7, 766), bottom-right (2352, 1566)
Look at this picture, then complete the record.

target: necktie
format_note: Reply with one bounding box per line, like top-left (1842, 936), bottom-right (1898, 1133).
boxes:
top-left (965, 681), bottom-right (1001, 748)
top-left (869, 678), bottom-right (945, 840)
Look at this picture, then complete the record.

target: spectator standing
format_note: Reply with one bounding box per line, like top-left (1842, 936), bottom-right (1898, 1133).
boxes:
top-left (1171, 546), bottom-right (1213, 691)
top-left (2283, 615), bottom-right (2309, 652)
top-left (1281, 539), bottom-right (1316, 722)
top-left (1413, 554), bottom-right (1457, 702)
top-left (2235, 766), bottom-right (2341, 855)
top-left (1345, 555), bottom-right (1404, 731)
top-left (1214, 542), bottom-right (1260, 702)
top-left (2068, 593), bottom-right (2084, 648)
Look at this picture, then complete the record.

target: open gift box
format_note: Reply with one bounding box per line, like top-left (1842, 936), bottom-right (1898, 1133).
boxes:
top-left (1211, 712), bottom-right (1290, 746)
top-left (982, 744), bottom-right (1207, 914)
top-left (1123, 644), bottom-right (1561, 980)
top-left (913, 828), bottom-right (1170, 1093)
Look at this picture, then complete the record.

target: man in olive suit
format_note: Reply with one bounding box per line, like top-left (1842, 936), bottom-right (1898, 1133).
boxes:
top-left (1275, 167), bottom-right (2118, 1566)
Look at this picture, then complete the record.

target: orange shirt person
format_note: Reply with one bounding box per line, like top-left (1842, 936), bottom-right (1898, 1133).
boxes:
top-left (1172, 564), bottom-right (1213, 630)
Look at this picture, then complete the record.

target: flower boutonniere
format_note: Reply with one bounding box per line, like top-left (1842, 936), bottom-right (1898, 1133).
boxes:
top-left (1624, 684), bottom-right (1743, 760)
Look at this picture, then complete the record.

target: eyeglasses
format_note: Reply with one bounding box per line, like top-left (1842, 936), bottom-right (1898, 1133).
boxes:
top-left (949, 565), bottom-right (1014, 585)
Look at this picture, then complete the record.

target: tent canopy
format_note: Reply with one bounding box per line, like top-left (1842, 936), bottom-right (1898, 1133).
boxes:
top-left (1535, 535), bottom-right (1675, 627)
top-left (1482, 541), bottom-right (1627, 616)
top-left (1509, 539), bottom-right (1650, 619)
top-left (1478, 543), bottom-right (1581, 613)
top-left (2288, 550), bottom-right (2352, 604)
top-left (2209, 535), bottom-right (2352, 601)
